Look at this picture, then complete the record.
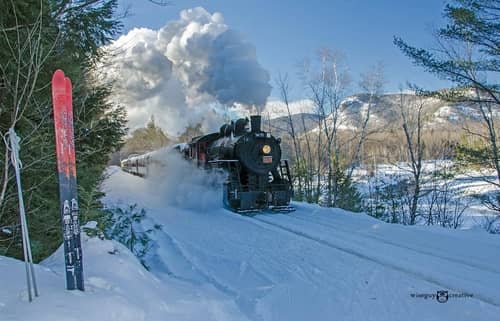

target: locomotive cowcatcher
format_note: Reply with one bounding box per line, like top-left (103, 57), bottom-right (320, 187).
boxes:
top-left (184, 115), bottom-right (294, 214)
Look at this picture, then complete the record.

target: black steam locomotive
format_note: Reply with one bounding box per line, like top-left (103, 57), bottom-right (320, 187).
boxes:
top-left (184, 115), bottom-right (294, 213)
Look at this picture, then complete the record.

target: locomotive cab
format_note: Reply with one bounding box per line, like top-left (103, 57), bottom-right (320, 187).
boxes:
top-left (188, 133), bottom-right (219, 167)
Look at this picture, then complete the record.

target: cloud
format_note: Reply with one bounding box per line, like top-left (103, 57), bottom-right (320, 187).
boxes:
top-left (104, 7), bottom-right (271, 137)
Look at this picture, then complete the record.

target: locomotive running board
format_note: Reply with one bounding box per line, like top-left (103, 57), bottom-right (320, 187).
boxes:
top-left (236, 206), bottom-right (295, 214)
top-left (235, 209), bottom-right (261, 216)
top-left (269, 206), bottom-right (296, 213)
top-left (232, 207), bottom-right (295, 216)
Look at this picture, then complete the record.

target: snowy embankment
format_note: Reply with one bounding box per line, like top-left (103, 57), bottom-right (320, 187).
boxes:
top-left (354, 161), bottom-right (500, 228)
top-left (2, 163), bottom-right (499, 321)
top-left (0, 229), bottom-right (246, 321)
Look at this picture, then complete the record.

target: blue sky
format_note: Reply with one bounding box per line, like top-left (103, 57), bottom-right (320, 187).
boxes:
top-left (117, 0), bottom-right (452, 99)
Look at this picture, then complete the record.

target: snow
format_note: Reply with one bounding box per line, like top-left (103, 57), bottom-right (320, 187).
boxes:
top-left (261, 99), bottom-right (315, 119)
top-left (353, 161), bottom-right (500, 228)
top-left (1, 163), bottom-right (499, 321)
top-left (0, 233), bottom-right (247, 321)
top-left (431, 105), bottom-right (460, 124)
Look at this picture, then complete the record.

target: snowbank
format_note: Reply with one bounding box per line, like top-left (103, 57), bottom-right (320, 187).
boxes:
top-left (0, 234), bottom-right (247, 321)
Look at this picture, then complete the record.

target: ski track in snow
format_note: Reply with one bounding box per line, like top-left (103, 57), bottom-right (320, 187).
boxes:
top-left (153, 225), bottom-right (240, 297)
top-left (152, 226), bottom-right (272, 321)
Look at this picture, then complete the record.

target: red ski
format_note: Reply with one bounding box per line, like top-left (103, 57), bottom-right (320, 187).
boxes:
top-left (51, 69), bottom-right (84, 291)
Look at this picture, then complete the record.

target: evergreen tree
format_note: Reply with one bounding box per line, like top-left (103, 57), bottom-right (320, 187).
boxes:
top-left (106, 204), bottom-right (161, 269)
top-left (455, 136), bottom-right (493, 169)
top-left (333, 168), bottom-right (362, 212)
top-left (122, 116), bottom-right (171, 155)
top-left (394, 0), bottom-right (499, 213)
top-left (177, 123), bottom-right (204, 143)
top-left (394, 0), bottom-right (498, 99)
top-left (0, 1), bottom-right (127, 261)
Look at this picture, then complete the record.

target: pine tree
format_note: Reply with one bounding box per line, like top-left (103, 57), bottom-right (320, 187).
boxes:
top-left (334, 168), bottom-right (362, 212)
top-left (394, 0), bottom-right (499, 215)
top-left (177, 123), bottom-right (204, 143)
top-left (394, 1), bottom-right (498, 98)
top-left (0, 1), bottom-right (127, 261)
top-left (122, 116), bottom-right (171, 155)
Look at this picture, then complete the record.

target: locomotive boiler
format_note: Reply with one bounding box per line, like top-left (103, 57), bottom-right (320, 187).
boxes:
top-left (185, 115), bottom-right (294, 213)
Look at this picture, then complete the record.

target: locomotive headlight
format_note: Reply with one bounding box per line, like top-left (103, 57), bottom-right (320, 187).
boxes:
top-left (262, 145), bottom-right (271, 154)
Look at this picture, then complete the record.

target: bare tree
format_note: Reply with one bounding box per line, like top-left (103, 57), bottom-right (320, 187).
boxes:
top-left (275, 73), bottom-right (303, 198)
top-left (398, 90), bottom-right (426, 225)
top-left (0, 1), bottom-right (50, 211)
top-left (347, 62), bottom-right (386, 178)
top-left (395, 0), bottom-right (499, 221)
top-left (435, 40), bottom-right (500, 189)
top-left (299, 111), bottom-right (316, 202)
top-left (424, 162), bottom-right (468, 228)
top-left (303, 49), bottom-right (351, 206)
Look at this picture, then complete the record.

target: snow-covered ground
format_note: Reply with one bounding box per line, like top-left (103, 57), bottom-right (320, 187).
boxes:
top-left (2, 162), bottom-right (499, 321)
top-left (0, 228), bottom-right (247, 321)
top-left (353, 161), bottom-right (499, 229)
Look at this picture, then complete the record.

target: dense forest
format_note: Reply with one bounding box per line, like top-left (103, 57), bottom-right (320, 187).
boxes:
top-left (0, 0), bottom-right (127, 261)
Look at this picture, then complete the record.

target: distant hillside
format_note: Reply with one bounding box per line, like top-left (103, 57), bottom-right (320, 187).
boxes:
top-left (262, 113), bottom-right (321, 136)
top-left (261, 91), bottom-right (492, 162)
top-left (262, 92), bottom-right (486, 137)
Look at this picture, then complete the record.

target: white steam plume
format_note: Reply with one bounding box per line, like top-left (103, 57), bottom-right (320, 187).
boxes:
top-left (105, 7), bottom-right (271, 136)
top-left (146, 152), bottom-right (225, 211)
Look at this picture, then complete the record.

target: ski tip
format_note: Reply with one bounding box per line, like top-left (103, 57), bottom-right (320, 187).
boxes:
top-left (52, 70), bottom-right (66, 94)
top-left (65, 77), bottom-right (73, 102)
top-left (52, 69), bottom-right (65, 80)
top-left (65, 77), bottom-right (72, 90)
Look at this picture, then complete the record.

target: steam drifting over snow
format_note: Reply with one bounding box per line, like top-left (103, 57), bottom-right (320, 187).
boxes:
top-left (105, 7), bottom-right (271, 136)
top-left (143, 150), bottom-right (226, 211)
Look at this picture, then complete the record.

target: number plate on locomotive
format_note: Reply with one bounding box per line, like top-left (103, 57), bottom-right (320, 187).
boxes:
top-left (263, 156), bottom-right (273, 164)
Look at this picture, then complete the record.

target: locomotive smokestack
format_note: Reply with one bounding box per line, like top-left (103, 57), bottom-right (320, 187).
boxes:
top-left (250, 115), bottom-right (261, 133)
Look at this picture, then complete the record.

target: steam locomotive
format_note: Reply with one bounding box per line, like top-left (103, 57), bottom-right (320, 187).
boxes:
top-left (121, 115), bottom-right (294, 213)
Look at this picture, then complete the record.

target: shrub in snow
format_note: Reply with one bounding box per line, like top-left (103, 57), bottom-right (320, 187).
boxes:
top-left (106, 204), bottom-right (161, 268)
top-left (422, 165), bottom-right (468, 229)
top-left (363, 174), bottom-right (409, 224)
top-left (362, 162), bottom-right (470, 228)
top-left (476, 192), bottom-right (500, 234)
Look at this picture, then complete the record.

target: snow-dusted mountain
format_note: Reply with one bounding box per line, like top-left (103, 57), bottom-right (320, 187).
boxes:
top-left (263, 92), bottom-right (488, 135)
top-left (262, 99), bottom-right (316, 119)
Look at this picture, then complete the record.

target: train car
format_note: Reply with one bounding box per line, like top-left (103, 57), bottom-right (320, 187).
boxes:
top-left (186, 115), bottom-right (294, 213)
top-left (120, 153), bottom-right (149, 177)
top-left (120, 144), bottom-right (187, 177)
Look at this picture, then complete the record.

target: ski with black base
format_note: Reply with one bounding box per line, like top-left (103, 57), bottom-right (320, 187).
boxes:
top-left (52, 69), bottom-right (84, 291)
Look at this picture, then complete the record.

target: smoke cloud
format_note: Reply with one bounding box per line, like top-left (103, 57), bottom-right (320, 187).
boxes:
top-left (105, 7), bottom-right (271, 136)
